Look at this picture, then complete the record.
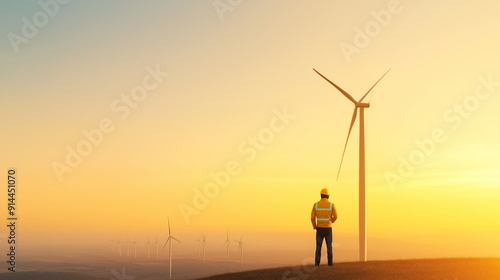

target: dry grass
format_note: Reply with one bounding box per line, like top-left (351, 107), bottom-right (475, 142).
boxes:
top-left (198, 258), bottom-right (500, 280)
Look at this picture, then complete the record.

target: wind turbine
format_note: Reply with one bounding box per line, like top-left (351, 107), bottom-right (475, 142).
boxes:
top-left (132, 237), bottom-right (137, 259)
top-left (313, 68), bottom-right (390, 262)
top-left (234, 235), bottom-right (243, 265)
top-left (127, 238), bottom-right (131, 257)
top-left (162, 218), bottom-right (181, 279)
top-left (109, 238), bottom-right (115, 253)
top-left (223, 231), bottom-right (231, 260)
top-left (201, 234), bottom-right (207, 263)
top-left (146, 237), bottom-right (152, 259)
top-left (195, 235), bottom-right (202, 257)
top-left (154, 235), bottom-right (159, 259)
top-left (116, 238), bottom-right (122, 257)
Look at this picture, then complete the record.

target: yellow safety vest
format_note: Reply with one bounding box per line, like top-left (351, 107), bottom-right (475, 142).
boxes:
top-left (311, 199), bottom-right (334, 228)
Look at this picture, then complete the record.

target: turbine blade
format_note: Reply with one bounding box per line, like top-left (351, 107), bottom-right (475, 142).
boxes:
top-left (358, 69), bottom-right (391, 103)
top-left (337, 107), bottom-right (358, 180)
top-left (313, 68), bottom-right (357, 104)
top-left (172, 237), bottom-right (181, 244)
top-left (168, 218), bottom-right (171, 236)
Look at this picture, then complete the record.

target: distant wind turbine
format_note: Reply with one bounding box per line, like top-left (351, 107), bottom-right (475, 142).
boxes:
top-left (223, 231), bottom-right (231, 260)
top-left (234, 234), bottom-right (243, 265)
top-left (313, 68), bottom-right (390, 262)
top-left (116, 238), bottom-right (122, 256)
top-left (109, 238), bottom-right (115, 253)
top-left (201, 234), bottom-right (207, 263)
top-left (195, 235), bottom-right (202, 257)
top-left (146, 237), bottom-right (152, 259)
top-left (154, 235), bottom-right (159, 259)
top-left (127, 238), bottom-right (131, 257)
top-left (162, 218), bottom-right (181, 279)
top-left (131, 237), bottom-right (137, 259)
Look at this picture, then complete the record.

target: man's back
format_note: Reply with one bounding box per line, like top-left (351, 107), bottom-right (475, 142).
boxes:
top-left (311, 198), bottom-right (337, 228)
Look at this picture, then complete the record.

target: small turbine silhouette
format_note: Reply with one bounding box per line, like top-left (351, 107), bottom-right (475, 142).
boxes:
top-left (223, 231), bottom-right (231, 260)
top-left (234, 234), bottom-right (243, 265)
top-left (162, 218), bottom-right (181, 279)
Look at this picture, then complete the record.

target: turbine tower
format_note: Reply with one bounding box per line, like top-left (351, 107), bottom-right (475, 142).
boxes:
top-left (195, 235), bottom-right (202, 257)
top-left (126, 238), bottom-right (133, 257)
top-left (109, 238), bottom-right (115, 253)
top-left (154, 235), bottom-right (159, 259)
top-left (201, 234), bottom-right (207, 263)
top-left (234, 234), bottom-right (243, 265)
top-left (223, 231), bottom-right (231, 260)
top-left (162, 218), bottom-right (181, 279)
top-left (146, 237), bottom-right (152, 259)
top-left (132, 237), bottom-right (137, 259)
top-left (313, 68), bottom-right (390, 262)
top-left (116, 238), bottom-right (122, 256)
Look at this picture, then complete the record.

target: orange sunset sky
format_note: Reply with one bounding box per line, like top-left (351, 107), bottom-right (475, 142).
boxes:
top-left (1, 0), bottom-right (500, 261)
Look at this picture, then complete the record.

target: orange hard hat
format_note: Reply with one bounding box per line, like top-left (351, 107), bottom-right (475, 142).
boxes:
top-left (320, 188), bottom-right (329, 196)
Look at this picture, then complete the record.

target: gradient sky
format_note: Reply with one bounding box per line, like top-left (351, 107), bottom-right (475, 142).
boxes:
top-left (1, 0), bottom-right (500, 262)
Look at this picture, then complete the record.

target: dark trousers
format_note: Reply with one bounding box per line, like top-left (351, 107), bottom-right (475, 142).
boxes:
top-left (315, 227), bottom-right (333, 266)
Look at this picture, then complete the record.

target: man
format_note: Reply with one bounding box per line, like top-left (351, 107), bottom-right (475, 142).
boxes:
top-left (311, 188), bottom-right (338, 266)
